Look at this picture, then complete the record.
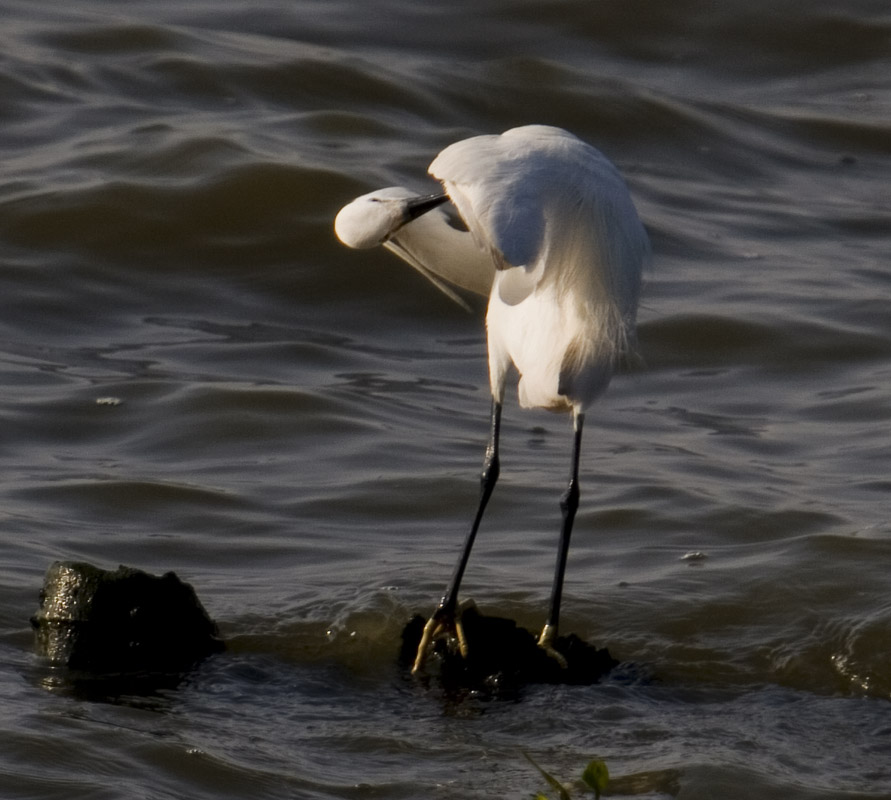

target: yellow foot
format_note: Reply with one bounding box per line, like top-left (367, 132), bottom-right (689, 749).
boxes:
top-left (537, 623), bottom-right (568, 669)
top-left (411, 599), bottom-right (475, 675)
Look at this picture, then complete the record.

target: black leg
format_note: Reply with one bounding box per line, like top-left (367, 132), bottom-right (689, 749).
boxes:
top-left (438, 398), bottom-right (501, 614)
top-left (412, 399), bottom-right (501, 672)
top-left (538, 412), bottom-right (585, 658)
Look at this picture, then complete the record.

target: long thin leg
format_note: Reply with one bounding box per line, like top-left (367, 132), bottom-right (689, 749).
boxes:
top-left (412, 399), bottom-right (502, 673)
top-left (538, 411), bottom-right (585, 663)
top-left (440, 398), bottom-right (501, 613)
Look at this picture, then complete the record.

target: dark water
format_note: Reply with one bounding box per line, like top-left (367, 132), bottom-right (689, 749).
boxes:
top-left (1, 1), bottom-right (890, 797)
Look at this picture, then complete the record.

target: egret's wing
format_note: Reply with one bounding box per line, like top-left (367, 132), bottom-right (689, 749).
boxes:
top-left (430, 125), bottom-right (648, 312)
top-left (429, 127), bottom-right (572, 304)
top-left (430, 132), bottom-right (545, 268)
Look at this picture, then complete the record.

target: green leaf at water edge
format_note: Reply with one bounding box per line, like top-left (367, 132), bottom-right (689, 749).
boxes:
top-left (581, 759), bottom-right (609, 798)
top-left (522, 752), bottom-right (571, 800)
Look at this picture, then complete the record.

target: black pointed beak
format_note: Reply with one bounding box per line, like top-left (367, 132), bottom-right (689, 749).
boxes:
top-left (405, 193), bottom-right (449, 221)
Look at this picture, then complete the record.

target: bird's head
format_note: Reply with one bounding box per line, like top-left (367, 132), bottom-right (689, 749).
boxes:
top-left (334, 187), bottom-right (447, 249)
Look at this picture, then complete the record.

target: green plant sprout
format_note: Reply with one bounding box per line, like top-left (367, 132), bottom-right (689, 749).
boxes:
top-left (523, 752), bottom-right (609, 799)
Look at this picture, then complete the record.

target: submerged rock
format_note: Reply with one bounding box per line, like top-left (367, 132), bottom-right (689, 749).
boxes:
top-left (400, 605), bottom-right (617, 693)
top-left (31, 561), bottom-right (224, 674)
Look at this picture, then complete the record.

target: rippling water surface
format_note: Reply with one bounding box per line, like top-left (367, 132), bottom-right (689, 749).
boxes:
top-left (1, 1), bottom-right (890, 798)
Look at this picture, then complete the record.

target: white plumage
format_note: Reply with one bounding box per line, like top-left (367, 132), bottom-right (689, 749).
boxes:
top-left (335, 125), bottom-right (649, 671)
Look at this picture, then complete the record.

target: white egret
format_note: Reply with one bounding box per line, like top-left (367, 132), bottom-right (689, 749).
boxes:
top-left (335, 125), bottom-right (649, 673)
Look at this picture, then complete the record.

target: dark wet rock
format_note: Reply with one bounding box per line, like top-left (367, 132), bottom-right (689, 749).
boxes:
top-left (400, 605), bottom-right (618, 694)
top-left (31, 561), bottom-right (224, 675)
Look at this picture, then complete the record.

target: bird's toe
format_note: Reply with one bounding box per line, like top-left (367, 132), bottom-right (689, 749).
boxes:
top-left (411, 599), bottom-right (476, 674)
top-left (536, 623), bottom-right (569, 669)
